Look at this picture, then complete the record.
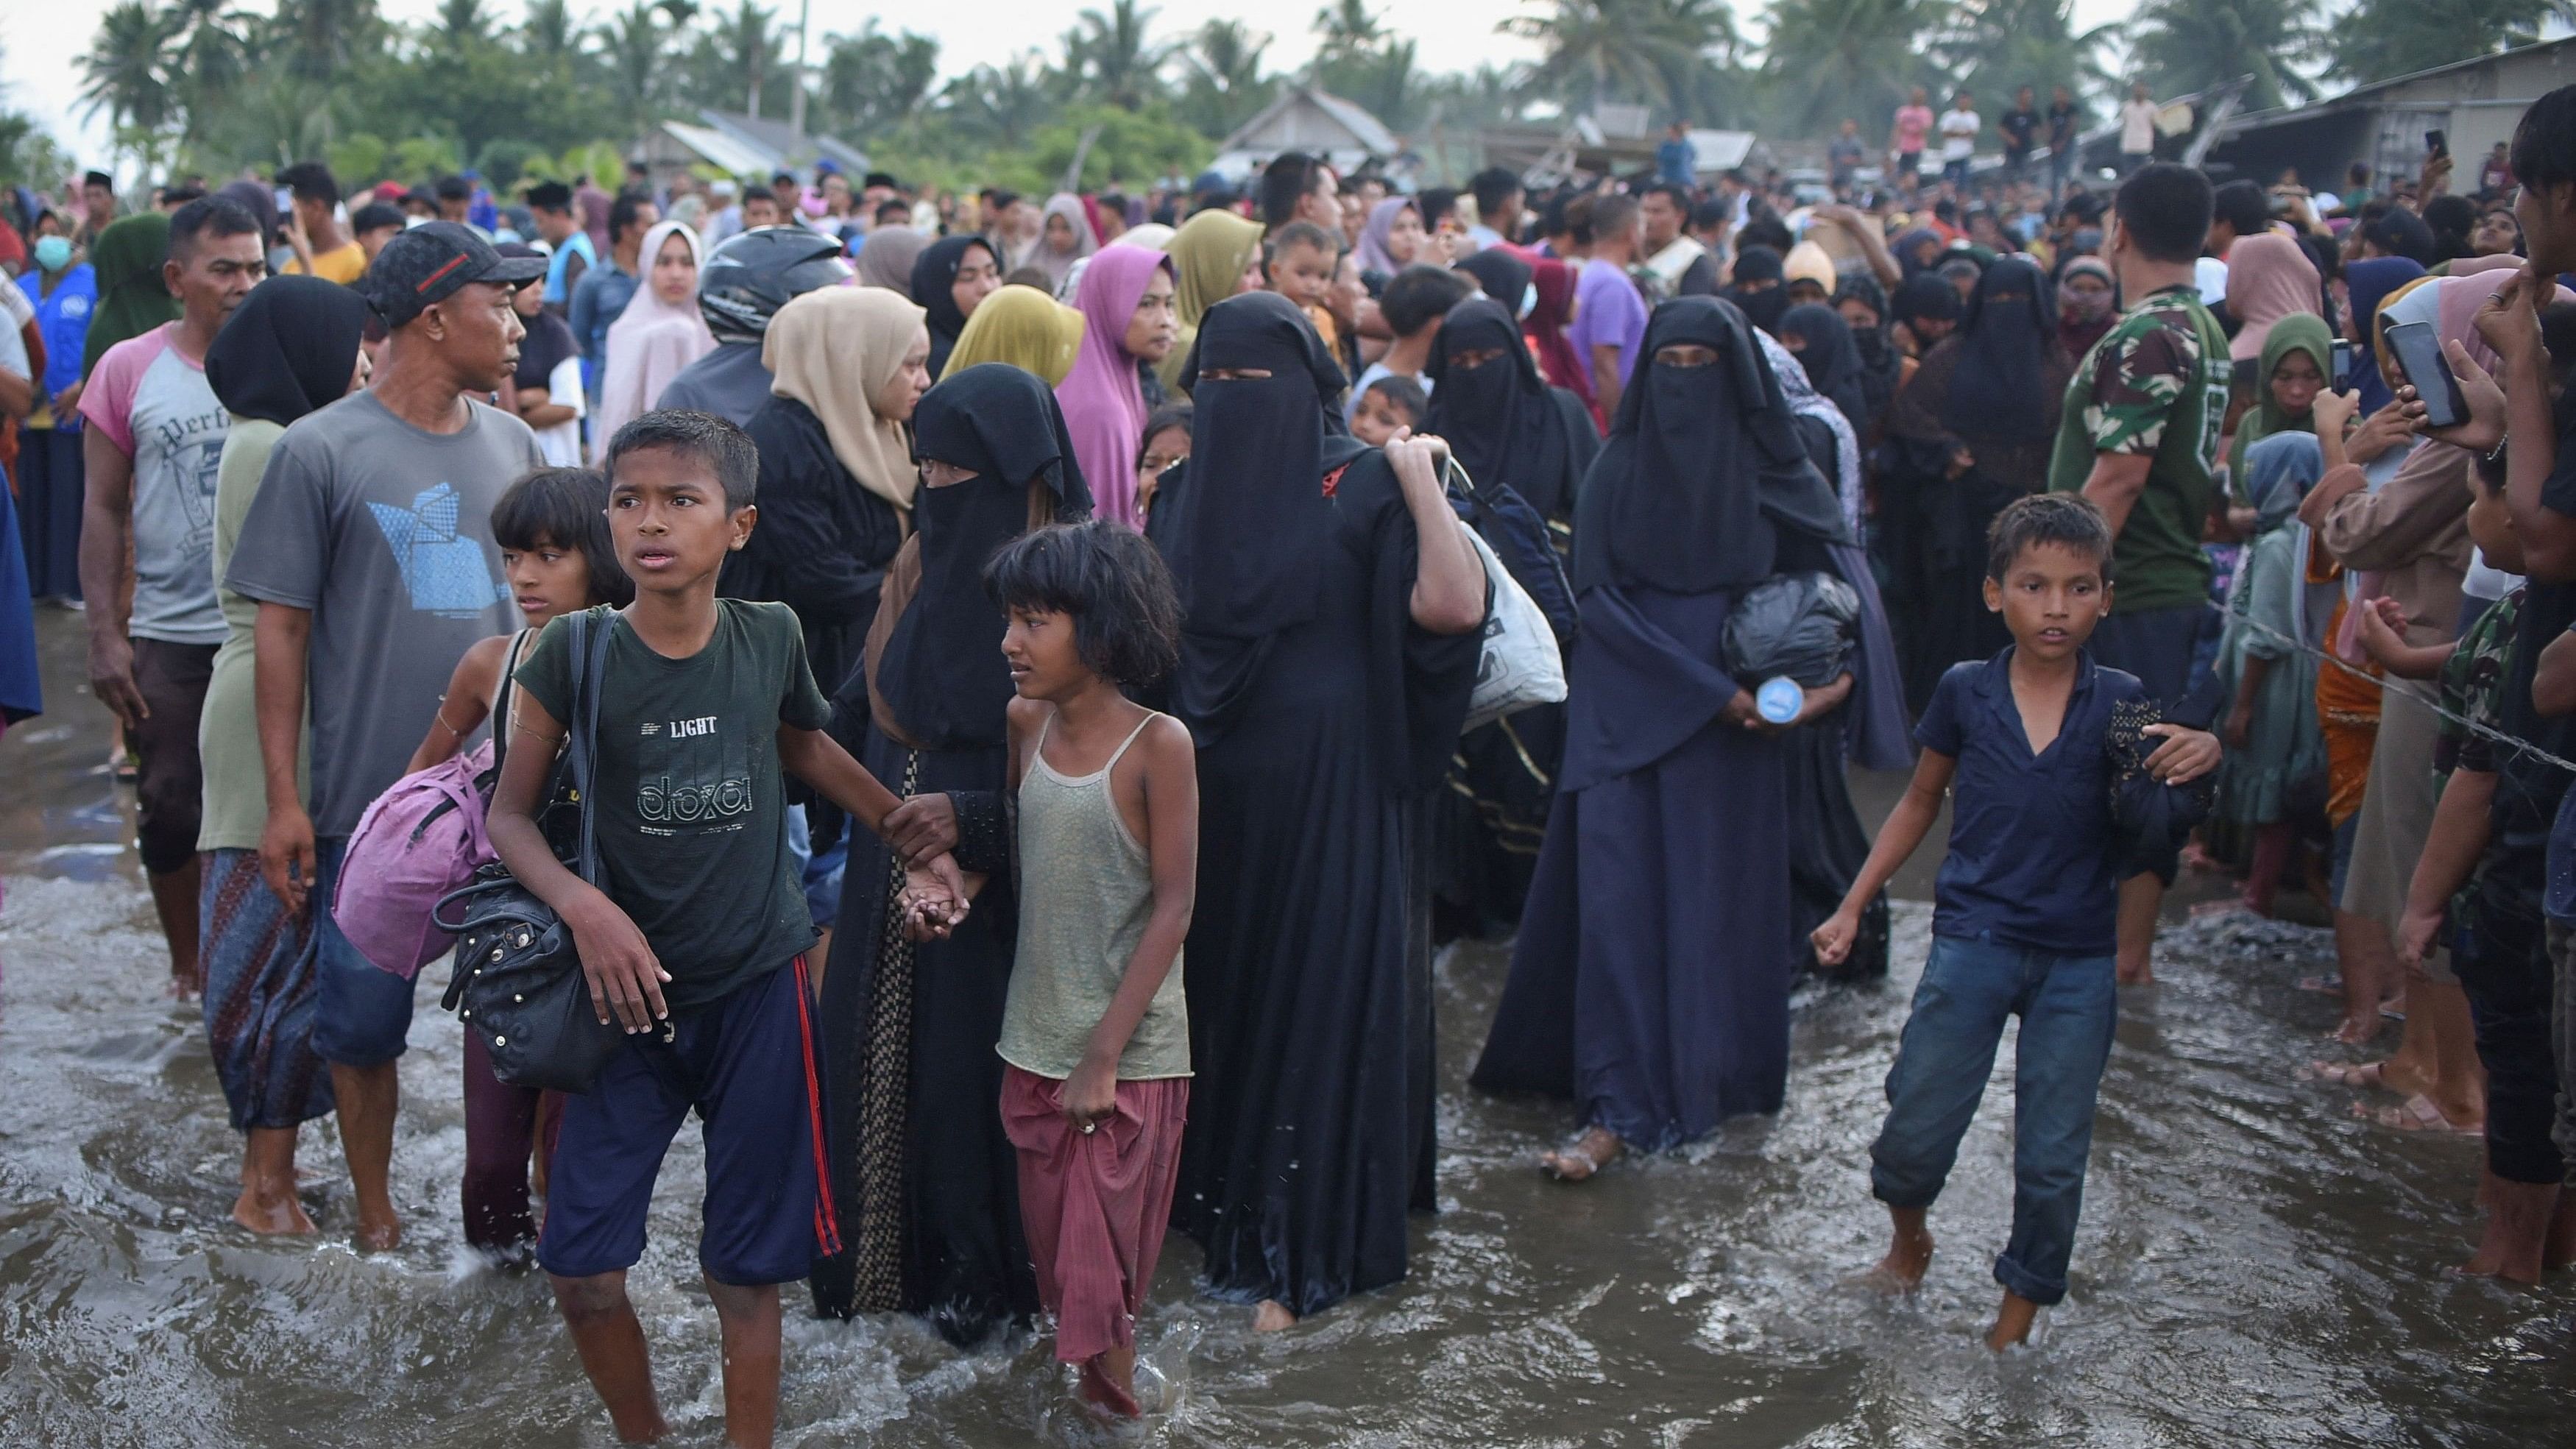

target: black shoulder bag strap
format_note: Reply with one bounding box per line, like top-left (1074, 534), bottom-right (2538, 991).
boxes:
top-left (569, 610), bottom-right (611, 887)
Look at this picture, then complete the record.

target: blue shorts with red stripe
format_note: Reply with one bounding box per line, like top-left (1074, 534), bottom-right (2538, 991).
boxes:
top-left (537, 956), bottom-right (841, 1286)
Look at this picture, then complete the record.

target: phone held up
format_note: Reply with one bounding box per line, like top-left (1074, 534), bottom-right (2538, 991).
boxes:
top-left (2331, 339), bottom-right (2355, 391)
top-left (2382, 319), bottom-right (2468, 431)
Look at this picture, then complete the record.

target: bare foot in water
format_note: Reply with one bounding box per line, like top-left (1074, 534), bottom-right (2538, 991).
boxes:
top-left (1540, 1127), bottom-right (1623, 1183)
top-left (1985, 1291), bottom-right (2040, 1351)
top-left (230, 1178), bottom-right (316, 1235)
top-left (1078, 1347), bottom-right (1142, 1417)
top-left (1851, 1205), bottom-right (1933, 1293)
top-left (353, 1210), bottom-right (403, 1253)
top-left (1252, 1300), bottom-right (1298, 1333)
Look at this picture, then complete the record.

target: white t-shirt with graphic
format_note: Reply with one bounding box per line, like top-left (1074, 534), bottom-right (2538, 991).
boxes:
top-left (79, 323), bottom-right (230, 645)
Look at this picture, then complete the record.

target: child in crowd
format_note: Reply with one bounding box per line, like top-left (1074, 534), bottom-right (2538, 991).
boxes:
top-left (403, 467), bottom-right (631, 1257)
top-left (1264, 221), bottom-right (1340, 315)
top-left (2211, 433), bottom-right (2328, 917)
top-left (1351, 373), bottom-right (1426, 449)
top-left (1134, 404), bottom-right (1190, 522)
top-left (484, 411), bottom-right (966, 1447)
top-left (977, 520), bottom-right (1196, 1418)
top-left (1814, 495), bottom-right (2220, 1350)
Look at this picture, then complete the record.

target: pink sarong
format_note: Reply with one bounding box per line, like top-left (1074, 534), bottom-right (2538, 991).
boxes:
top-left (999, 1063), bottom-right (1189, 1363)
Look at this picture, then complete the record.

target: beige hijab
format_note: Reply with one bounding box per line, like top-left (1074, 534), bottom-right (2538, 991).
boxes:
top-left (764, 286), bottom-right (927, 511)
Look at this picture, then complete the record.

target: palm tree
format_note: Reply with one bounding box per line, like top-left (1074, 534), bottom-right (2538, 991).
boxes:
top-left (596, 1), bottom-right (669, 135)
top-left (1180, 19), bottom-right (1275, 136)
top-left (1504, 0), bottom-right (1701, 113)
top-left (1757, 0), bottom-right (1948, 136)
top-left (1313, 0), bottom-right (1386, 63)
top-left (820, 21), bottom-right (941, 135)
top-left (1931, 0), bottom-right (2115, 102)
top-left (713, 1), bottom-right (781, 117)
top-left (2128, 0), bottom-right (2324, 110)
top-left (519, 0), bottom-right (579, 57)
top-left (1064, 0), bottom-right (1167, 110)
top-left (2326, 0), bottom-right (2576, 85)
top-left (80, 2), bottom-right (177, 140)
top-left (275, 0), bottom-right (382, 79)
top-left (946, 51), bottom-right (1058, 149)
top-left (436, 0), bottom-right (493, 43)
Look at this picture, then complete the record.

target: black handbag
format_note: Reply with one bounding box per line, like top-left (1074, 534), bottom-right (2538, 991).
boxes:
top-left (432, 610), bottom-right (633, 1093)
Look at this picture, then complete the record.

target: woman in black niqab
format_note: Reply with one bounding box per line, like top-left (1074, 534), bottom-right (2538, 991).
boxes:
top-left (1420, 295), bottom-right (1601, 938)
top-left (1477, 296), bottom-right (1857, 1179)
top-left (912, 235), bottom-right (998, 377)
top-left (809, 363), bottom-right (1087, 1343)
top-left (1879, 257), bottom-right (2071, 712)
top-left (1775, 302), bottom-right (1872, 440)
top-left (1833, 274), bottom-right (1907, 441)
top-left (1726, 245), bottom-right (1791, 336)
top-left (1153, 290), bottom-right (1484, 1323)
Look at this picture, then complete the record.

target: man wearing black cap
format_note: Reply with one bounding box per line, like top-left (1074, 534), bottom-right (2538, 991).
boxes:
top-left (77, 170), bottom-right (116, 248)
top-left (226, 222), bottom-right (548, 1253)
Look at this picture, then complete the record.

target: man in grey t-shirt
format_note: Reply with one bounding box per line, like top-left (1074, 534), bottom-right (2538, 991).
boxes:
top-left (227, 222), bottom-right (545, 1254)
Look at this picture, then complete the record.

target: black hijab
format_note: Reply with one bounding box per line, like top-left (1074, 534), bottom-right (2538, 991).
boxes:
top-left (1890, 272), bottom-right (1961, 347)
top-left (1457, 247), bottom-right (1535, 322)
top-left (1423, 295), bottom-right (1579, 520)
top-left (1834, 274), bottom-right (1905, 429)
top-left (1939, 257), bottom-right (2057, 443)
top-left (205, 274), bottom-right (369, 427)
top-left (910, 235), bottom-right (996, 375)
top-left (1777, 302), bottom-right (1871, 438)
top-left (1573, 296), bottom-right (1848, 595)
top-left (878, 363), bottom-right (1091, 749)
top-left (1163, 291), bottom-right (1348, 641)
top-left (1727, 246), bottom-right (1790, 335)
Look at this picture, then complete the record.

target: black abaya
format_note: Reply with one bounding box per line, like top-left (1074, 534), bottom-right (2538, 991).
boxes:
top-left (1170, 451), bottom-right (1479, 1316)
top-left (1158, 294), bottom-right (1480, 1318)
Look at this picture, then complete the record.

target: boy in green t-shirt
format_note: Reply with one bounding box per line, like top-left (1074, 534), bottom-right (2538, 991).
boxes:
top-left (2048, 162), bottom-right (2232, 987)
top-left (486, 410), bottom-right (967, 1447)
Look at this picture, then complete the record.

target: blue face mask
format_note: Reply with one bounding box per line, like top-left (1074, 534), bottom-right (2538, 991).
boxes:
top-left (34, 235), bottom-right (72, 272)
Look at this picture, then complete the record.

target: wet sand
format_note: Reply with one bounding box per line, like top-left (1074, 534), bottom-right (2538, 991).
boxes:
top-left (4, 608), bottom-right (2572, 1446)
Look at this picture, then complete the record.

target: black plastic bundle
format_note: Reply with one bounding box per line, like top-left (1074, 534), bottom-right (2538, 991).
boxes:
top-left (1722, 571), bottom-right (1861, 687)
top-left (2103, 696), bottom-right (2216, 874)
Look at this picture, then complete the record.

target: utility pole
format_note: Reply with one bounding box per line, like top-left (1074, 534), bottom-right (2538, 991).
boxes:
top-left (788, 0), bottom-right (811, 138)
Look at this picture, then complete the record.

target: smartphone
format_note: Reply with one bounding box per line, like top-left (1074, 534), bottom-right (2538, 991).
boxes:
top-left (274, 186), bottom-right (294, 216)
top-left (2331, 339), bottom-right (2355, 390)
top-left (2382, 320), bottom-right (2466, 429)
top-left (2426, 129), bottom-right (2448, 158)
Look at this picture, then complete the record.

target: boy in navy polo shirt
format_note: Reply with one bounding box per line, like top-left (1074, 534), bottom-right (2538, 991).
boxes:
top-left (1814, 495), bottom-right (2219, 1350)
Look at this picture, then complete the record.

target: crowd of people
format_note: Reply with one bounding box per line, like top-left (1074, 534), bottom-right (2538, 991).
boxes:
top-left (1, 79), bottom-right (2575, 1442)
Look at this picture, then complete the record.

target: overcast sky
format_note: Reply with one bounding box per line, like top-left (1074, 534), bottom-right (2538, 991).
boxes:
top-left (7, 0), bottom-right (2143, 174)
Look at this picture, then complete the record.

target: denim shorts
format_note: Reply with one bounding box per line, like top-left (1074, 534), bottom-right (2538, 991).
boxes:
top-left (311, 837), bottom-right (420, 1068)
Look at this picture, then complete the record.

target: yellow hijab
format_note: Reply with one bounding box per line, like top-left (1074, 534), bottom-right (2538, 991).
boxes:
top-left (1158, 209), bottom-right (1264, 392)
top-left (940, 283), bottom-right (1085, 386)
top-left (764, 286), bottom-right (927, 512)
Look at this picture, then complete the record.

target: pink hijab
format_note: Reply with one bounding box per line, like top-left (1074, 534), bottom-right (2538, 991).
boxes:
top-left (2225, 231), bottom-right (2322, 362)
top-left (1054, 246), bottom-right (1172, 529)
top-left (595, 221), bottom-right (717, 451)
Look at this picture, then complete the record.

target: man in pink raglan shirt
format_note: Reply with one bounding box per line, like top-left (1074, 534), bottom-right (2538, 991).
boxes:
top-left (78, 194), bottom-right (266, 996)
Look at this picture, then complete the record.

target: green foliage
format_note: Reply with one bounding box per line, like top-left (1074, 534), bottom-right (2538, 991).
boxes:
top-left (2129, 0), bottom-right (2324, 110)
top-left (2326, 0), bottom-right (2576, 86)
top-left (475, 138), bottom-right (551, 189)
top-left (1758, 0), bottom-right (1950, 137)
top-left (391, 135), bottom-right (464, 183)
top-left (1029, 103), bottom-right (1211, 191)
top-left (328, 132), bottom-right (390, 186)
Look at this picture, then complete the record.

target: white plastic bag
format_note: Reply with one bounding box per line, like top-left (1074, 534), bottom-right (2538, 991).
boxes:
top-left (1462, 523), bottom-right (1568, 731)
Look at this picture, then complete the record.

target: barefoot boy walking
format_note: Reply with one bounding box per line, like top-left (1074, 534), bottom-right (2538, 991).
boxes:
top-left (1814, 495), bottom-right (2219, 1350)
top-left (486, 410), bottom-right (965, 1445)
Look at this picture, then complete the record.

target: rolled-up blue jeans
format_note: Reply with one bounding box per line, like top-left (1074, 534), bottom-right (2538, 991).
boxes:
top-left (1869, 935), bottom-right (2117, 1306)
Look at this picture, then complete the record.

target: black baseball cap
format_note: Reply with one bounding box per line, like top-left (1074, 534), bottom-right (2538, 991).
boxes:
top-left (361, 221), bottom-right (548, 327)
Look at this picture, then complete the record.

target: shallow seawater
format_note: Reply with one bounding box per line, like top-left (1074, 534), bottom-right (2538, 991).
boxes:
top-left (4, 611), bottom-right (2572, 1448)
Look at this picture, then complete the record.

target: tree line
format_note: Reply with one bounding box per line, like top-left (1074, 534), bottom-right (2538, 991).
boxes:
top-left (6, 0), bottom-right (2570, 198)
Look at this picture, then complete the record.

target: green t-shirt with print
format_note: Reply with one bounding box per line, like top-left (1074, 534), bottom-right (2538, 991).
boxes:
top-left (514, 599), bottom-right (832, 1011)
top-left (2047, 283), bottom-right (2232, 614)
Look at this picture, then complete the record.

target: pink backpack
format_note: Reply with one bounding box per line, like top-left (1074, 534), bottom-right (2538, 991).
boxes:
top-left (330, 740), bottom-right (499, 978)
top-left (329, 632), bottom-right (528, 978)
